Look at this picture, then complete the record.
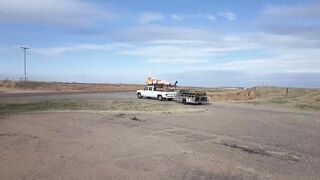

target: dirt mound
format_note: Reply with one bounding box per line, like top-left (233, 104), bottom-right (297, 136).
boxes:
top-left (207, 87), bottom-right (256, 101)
top-left (0, 81), bottom-right (16, 88)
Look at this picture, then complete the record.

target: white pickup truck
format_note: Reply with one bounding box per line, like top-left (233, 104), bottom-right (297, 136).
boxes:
top-left (136, 85), bottom-right (177, 101)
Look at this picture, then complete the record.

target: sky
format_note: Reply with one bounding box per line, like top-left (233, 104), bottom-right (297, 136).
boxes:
top-left (0, 0), bottom-right (319, 88)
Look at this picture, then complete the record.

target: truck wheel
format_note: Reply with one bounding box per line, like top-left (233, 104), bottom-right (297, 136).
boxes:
top-left (158, 95), bottom-right (163, 101)
top-left (182, 98), bottom-right (187, 104)
top-left (137, 93), bottom-right (142, 99)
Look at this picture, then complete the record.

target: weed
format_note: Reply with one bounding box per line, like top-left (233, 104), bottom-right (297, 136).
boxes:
top-left (130, 116), bottom-right (142, 122)
top-left (115, 113), bottom-right (126, 118)
top-left (270, 99), bottom-right (289, 104)
top-left (295, 104), bottom-right (320, 111)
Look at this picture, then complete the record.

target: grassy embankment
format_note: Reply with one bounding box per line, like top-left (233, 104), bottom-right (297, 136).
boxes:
top-left (242, 87), bottom-right (320, 111)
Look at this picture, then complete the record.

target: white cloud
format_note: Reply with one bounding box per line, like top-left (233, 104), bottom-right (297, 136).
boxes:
top-left (188, 53), bottom-right (320, 75)
top-left (119, 39), bottom-right (259, 64)
top-left (262, 2), bottom-right (320, 19)
top-left (217, 11), bottom-right (236, 20)
top-left (114, 25), bottom-right (320, 71)
top-left (27, 16), bottom-right (320, 73)
top-left (121, 45), bottom-right (210, 64)
top-left (219, 55), bottom-right (320, 74)
top-left (0, 0), bottom-right (114, 26)
top-left (136, 12), bottom-right (164, 24)
top-left (115, 25), bottom-right (218, 41)
top-left (31, 35), bottom-right (260, 64)
top-left (170, 12), bottom-right (238, 21)
top-left (0, 47), bottom-right (8, 52)
top-left (250, 32), bottom-right (320, 49)
top-left (184, 31), bottom-right (320, 74)
top-left (170, 13), bottom-right (216, 21)
top-left (259, 2), bottom-right (320, 41)
top-left (171, 14), bottom-right (181, 20)
top-left (33, 43), bottom-right (129, 56)
top-left (198, 13), bottom-right (216, 20)
top-left (161, 70), bottom-right (320, 88)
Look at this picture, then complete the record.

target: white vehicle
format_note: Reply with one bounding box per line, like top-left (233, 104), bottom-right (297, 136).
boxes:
top-left (136, 85), bottom-right (177, 101)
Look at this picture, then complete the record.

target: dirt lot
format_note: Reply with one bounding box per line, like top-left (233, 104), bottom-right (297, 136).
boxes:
top-left (0, 92), bottom-right (320, 179)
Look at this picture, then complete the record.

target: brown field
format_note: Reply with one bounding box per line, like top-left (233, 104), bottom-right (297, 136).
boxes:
top-left (1, 81), bottom-right (319, 111)
top-left (0, 80), bottom-right (143, 92)
top-left (241, 86), bottom-right (320, 111)
top-left (206, 88), bottom-right (256, 101)
top-left (200, 86), bottom-right (320, 111)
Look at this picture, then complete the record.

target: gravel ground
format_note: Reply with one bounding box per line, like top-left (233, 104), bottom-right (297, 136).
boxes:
top-left (0, 92), bottom-right (320, 179)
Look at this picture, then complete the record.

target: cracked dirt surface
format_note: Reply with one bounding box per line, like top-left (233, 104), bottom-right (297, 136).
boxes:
top-left (1, 92), bottom-right (320, 179)
top-left (0, 103), bottom-right (320, 180)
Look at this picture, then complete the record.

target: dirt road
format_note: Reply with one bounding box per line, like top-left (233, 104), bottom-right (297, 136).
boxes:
top-left (0, 92), bottom-right (320, 179)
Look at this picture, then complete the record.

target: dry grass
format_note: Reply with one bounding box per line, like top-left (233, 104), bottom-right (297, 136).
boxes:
top-left (0, 100), bottom-right (200, 114)
top-left (0, 80), bottom-right (143, 92)
top-left (1, 81), bottom-right (319, 111)
top-left (242, 87), bottom-right (320, 111)
top-left (206, 88), bottom-right (256, 101)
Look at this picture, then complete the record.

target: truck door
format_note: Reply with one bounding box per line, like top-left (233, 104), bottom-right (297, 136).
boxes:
top-left (141, 86), bottom-right (148, 96)
top-left (143, 86), bottom-right (151, 97)
top-left (149, 86), bottom-right (157, 98)
top-left (147, 86), bottom-right (154, 97)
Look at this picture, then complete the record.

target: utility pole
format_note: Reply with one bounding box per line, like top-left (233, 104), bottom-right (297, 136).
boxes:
top-left (20, 47), bottom-right (30, 87)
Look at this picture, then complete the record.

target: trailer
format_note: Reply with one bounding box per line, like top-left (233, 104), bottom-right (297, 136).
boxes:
top-left (176, 89), bottom-right (209, 104)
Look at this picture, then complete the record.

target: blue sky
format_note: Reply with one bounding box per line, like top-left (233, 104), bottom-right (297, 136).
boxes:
top-left (0, 0), bottom-right (319, 87)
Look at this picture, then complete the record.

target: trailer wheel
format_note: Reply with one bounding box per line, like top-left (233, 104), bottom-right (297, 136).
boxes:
top-left (137, 93), bottom-right (142, 99)
top-left (158, 95), bottom-right (163, 101)
top-left (182, 98), bottom-right (187, 104)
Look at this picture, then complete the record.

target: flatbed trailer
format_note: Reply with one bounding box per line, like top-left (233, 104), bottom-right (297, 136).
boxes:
top-left (175, 89), bottom-right (209, 104)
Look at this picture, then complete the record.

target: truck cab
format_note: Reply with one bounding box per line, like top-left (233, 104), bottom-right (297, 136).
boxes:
top-left (136, 85), bottom-right (176, 101)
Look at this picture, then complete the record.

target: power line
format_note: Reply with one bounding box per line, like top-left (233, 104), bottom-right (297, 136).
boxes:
top-left (20, 47), bottom-right (30, 82)
top-left (20, 47), bottom-right (30, 89)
